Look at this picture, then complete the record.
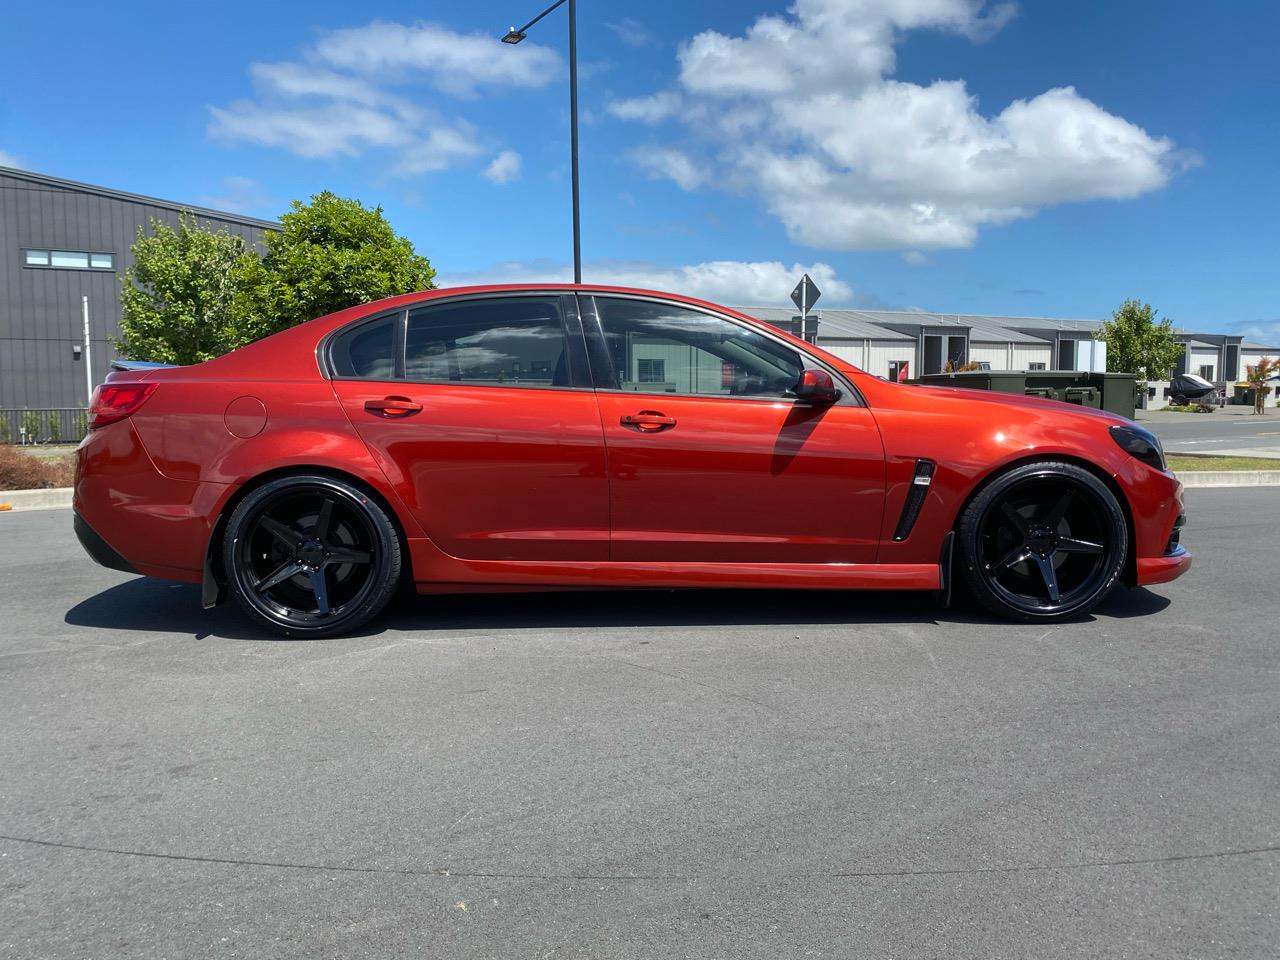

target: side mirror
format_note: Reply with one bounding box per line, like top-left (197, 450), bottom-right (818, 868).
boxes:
top-left (794, 368), bottom-right (841, 405)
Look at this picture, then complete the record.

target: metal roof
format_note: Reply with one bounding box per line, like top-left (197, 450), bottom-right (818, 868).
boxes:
top-left (850, 309), bottom-right (1101, 337)
top-left (735, 306), bottom-right (1052, 344)
top-left (735, 306), bottom-right (911, 341)
top-left (1241, 341), bottom-right (1280, 351)
top-left (0, 165), bottom-right (279, 231)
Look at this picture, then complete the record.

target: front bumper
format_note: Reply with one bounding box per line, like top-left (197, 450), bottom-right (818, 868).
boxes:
top-left (1137, 544), bottom-right (1192, 586)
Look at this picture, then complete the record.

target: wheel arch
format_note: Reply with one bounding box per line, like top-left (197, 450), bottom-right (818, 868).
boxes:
top-left (202, 464), bottom-right (414, 608)
top-left (949, 453), bottom-right (1139, 589)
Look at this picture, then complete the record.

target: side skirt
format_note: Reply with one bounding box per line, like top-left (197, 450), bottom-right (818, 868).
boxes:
top-left (406, 541), bottom-right (940, 593)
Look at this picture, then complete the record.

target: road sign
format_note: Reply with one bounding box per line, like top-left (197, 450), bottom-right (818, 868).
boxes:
top-left (790, 274), bottom-right (821, 315)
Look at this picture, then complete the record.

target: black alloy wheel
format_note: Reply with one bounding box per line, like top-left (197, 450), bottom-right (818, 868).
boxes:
top-left (224, 475), bottom-right (402, 638)
top-left (957, 461), bottom-right (1128, 621)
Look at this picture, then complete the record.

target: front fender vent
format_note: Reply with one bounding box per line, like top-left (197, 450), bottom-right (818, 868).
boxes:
top-left (891, 459), bottom-right (936, 542)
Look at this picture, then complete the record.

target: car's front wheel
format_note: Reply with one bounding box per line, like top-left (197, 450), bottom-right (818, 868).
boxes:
top-left (957, 461), bottom-right (1128, 622)
top-left (223, 474), bottom-right (402, 638)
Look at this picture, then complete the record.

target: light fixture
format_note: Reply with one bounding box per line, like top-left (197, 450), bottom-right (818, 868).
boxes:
top-left (501, 28), bottom-right (526, 44)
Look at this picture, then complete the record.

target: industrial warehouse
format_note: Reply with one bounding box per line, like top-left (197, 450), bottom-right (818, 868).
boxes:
top-left (1, 164), bottom-right (1276, 420)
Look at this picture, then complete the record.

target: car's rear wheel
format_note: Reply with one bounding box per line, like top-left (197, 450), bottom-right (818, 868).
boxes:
top-left (223, 474), bottom-right (401, 638)
top-left (957, 461), bottom-right (1127, 622)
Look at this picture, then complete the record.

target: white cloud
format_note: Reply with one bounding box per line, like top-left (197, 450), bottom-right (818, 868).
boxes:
top-left (437, 258), bottom-right (856, 306)
top-left (210, 100), bottom-right (419, 157)
top-left (312, 21), bottom-right (561, 98)
top-left (209, 21), bottom-right (553, 175)
top-left (606, 18), bottom-right (658, 49)
top-left (629, 145), bottom-right (706, 191)
top-left (612, 0), bottom-right (1188, 251)
top-left (1230, 319), bottom-right (1280, 347)
top-left (200, 176), bottom-right (273, 215)
top-left (0, 149), bottom-right (21, 168)
top-left (483, 150), bottom-right (523, 185)
top-left (396, 124), bottom-right (486, 175)
top-left (607, 91), bottom-right (682, 124)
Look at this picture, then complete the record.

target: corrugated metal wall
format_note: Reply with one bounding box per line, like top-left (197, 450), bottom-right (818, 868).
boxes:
top-left (1012, 344), bottom-right (1052, 369)
top-left (0, 171), bottom-right (272, 408)
top-left (817, 340), bottom-right (915, 378)
top-left (969, 344), bottom-right (1008, 368)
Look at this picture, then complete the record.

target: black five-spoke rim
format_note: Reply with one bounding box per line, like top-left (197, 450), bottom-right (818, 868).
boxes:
top-left (235, 488), bottom-right (379, 626)
top-left (978, 476), bottom-right (1115, 613)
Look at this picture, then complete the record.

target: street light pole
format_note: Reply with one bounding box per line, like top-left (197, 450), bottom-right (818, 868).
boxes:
top-left (502, 0), bottom-right (582, 283)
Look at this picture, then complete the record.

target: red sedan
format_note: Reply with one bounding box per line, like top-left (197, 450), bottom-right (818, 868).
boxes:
top-left (74, 285), bottom-right (1190, 637)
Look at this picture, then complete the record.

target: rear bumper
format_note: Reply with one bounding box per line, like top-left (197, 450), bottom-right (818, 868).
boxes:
top-left (73, 510), bottom-right (139, 575)
top-left (1136, 544), bottom-right (1192, 586)
top-left (73, 419), bottom-right (226, 584)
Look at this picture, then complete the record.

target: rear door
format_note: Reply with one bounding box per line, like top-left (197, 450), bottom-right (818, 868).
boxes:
top-left (583, 295), bottom-right (886, 563)
top-left (330, 293), bottom-right (609, 561)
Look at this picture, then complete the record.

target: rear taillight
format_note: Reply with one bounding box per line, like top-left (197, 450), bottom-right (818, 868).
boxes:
top-left (88, 382), bottom-right (158, 429)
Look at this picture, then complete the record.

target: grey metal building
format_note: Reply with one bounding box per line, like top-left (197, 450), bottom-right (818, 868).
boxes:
top-left (0, 165), bottom-right (275, 410)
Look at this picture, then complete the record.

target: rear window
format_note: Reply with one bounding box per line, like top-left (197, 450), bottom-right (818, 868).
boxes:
top-left (329, 314), bottom-right (399, 380)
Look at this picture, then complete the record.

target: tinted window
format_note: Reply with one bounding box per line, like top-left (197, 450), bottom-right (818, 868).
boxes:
top-left (330, 314), bottom-right (399, 380)
top-left (406, 297), bottom-right (569, 388)
top-left (594, 298), bottom-right (804, 398)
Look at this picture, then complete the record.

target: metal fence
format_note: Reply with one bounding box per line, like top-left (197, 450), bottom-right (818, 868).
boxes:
top-left (0, 409), bottom-right (89, 445)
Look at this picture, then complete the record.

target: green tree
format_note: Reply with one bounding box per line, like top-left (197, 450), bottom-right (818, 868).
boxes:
top-left (116, 214), bottom-right (260, 364)
top-left (1095, 299), bottom-right (1185, 385)
top-left (238, 192), bottom-right (436, 341)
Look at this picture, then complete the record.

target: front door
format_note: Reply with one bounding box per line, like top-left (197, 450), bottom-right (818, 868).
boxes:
top-left (330, 294), bottom-right (609, 561)
top-left (584, 296), bottom-right (886, 563)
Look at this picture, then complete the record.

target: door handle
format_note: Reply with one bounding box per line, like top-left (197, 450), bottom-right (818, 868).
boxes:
top-left (365, 396), bottom-right (422, 417)
top-left (620, 410), bottom-right (676, 432)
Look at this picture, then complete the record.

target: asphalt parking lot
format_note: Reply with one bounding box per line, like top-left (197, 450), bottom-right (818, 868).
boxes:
top-left (2, 489), bottom-right (1277, 959)
top-left (1140, 407), bottom-right (1280, 458)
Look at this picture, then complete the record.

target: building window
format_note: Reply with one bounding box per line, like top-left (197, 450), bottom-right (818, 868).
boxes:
top-left (888, 361), bottom-right (911, 382)
top-left (1198, 365), bottom-right (1215, 381)
top-left (1028, 362), bottom-right (1047, 371)
top-left (637, 358), bottom-right (666, 383)
top-left (23, 249), bottom-right (114, 270)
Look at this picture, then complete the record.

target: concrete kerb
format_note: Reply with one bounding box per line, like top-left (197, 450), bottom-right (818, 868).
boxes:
top-left (1177, 471), bottom-right (1280, 488)
top-left (0, 487), bottom-right (74, 511)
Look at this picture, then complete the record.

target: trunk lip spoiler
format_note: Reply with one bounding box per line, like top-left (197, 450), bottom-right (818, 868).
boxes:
top-left (110, 359), bottom-right (179, 371)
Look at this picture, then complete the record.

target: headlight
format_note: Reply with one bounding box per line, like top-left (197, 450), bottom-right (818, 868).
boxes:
top-left (1109, 424), bottom-right (1166, 471)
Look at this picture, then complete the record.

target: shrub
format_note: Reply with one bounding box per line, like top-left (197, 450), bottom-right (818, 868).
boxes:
top-left (0, 447), bottom-right (74, 490)
top-left (20, 410), bottom-right (41, 442)
top-left (46, 412), bottom-right (61, 444)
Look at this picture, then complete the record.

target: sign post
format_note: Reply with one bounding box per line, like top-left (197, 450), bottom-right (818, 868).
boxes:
top-left (790, 274), bottom-right (822, 342)
top-left (82, 296), bottom-right (93, 406)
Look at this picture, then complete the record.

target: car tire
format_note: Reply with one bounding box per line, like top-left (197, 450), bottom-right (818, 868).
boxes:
top-left (956, 461), bottom-right (1128, 622)
top-left (223, 474), bottom-right (402, 638)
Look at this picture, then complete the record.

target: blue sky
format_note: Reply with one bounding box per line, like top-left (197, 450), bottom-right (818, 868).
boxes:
top-left (2, 1), bottom-right (1276, 338)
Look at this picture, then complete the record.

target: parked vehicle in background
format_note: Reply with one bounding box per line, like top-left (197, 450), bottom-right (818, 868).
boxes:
top-left (73, 285), bottom-right (1190, 637)
top-left (1169, 373), bottom-right (1220, 408)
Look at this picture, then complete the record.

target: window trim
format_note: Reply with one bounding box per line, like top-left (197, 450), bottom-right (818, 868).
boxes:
top-left (23, 248), bottom-right (115, 271)
top-left (580, 292), bottom-right (865, 407)
top-left (320, 291), bottom-right (593, 392)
